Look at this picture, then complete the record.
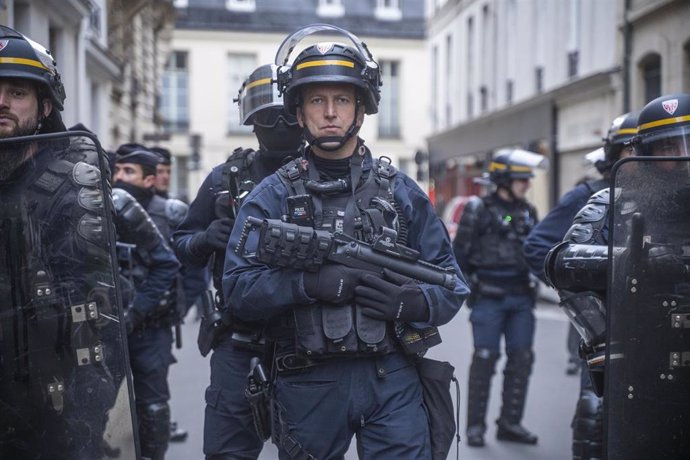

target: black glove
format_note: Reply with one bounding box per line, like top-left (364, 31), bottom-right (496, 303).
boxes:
top-left (124, 308), bottom-right (144, 335)
top-left (191, 218), bottom-right (234, 253)
top-left (647, 246), bottom-right (688, 277)
top-left (303, 265), bottom-right (365, 305)
top-left (355, 268), bottom-right (429, 322)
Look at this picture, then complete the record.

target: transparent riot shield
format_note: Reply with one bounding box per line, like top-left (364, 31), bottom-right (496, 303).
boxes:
top-left (607, 156), bottom-right (690, 459)
top-left (0, 132), bottom-right (138, 459)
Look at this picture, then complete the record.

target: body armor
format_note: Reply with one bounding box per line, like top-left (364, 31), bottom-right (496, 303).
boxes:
top-left (274, 150), bottom-right (404, 358)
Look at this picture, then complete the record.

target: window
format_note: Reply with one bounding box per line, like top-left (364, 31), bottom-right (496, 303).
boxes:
top-left (641, 54), bottom-right (661, 103)
top-left (227, 53), bottom-right (256, 133)
top-left (567, 50), bottom-right (579, 78)
top-left (226, 0), bottom-right (255, 12)
top-left (379, 60), bottom-right (401, 138)
top-left (480, 86), bottom-right (488, 112)
top-left (535, 66), bottom-right (544, 93)
top-left (466, 16), bottom-right (474, 118)
top-left (431, 45), bottom-right (438, 131)
top-left (161, 51), bottom-right (189, 133)
top-left (317, 0), bottom-right (344, 17)
top-left (506, 79), bottom-right (513, 105)
top-left (375, 0), bottom-right (402, 21)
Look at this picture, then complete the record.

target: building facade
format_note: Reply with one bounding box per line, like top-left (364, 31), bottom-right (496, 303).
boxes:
top-left (1, 0), bottom-right (120, 146)
top-left (161, 0), bottom-right (430, 201)
top-left (426, 0), bottom-right (620, 216)
top-left (426, 0), bottom-right (690, 219)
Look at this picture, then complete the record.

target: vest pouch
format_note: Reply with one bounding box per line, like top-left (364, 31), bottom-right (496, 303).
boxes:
top-left (322, 304), bottom-right (359, 354)
top-left (292, 305), bottom-right (328, 356)
top-left (355, 306), bottom-right (394, 355)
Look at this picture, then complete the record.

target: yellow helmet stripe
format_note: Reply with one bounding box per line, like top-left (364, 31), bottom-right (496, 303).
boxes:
top-left (489, 162), bottom-right (532, 173)
top-left (615, 128), bottom-right (638, 135)
top-left (245, 77), bottom-right (272, 91)
top-left (0, 57), bottom-right (48, 70)
top-left (296, 60), bottom-right (355, 71)
top-left (639, 115), bottom-right (690, 132)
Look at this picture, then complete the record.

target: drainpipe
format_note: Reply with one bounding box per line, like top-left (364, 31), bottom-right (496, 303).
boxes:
top-left (622, 0), bottom-right (632, 112)
top-left (550, 102), bottom-right (559, 209)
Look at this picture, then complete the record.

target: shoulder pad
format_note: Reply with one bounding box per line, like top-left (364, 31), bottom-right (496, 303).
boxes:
top-left (226, 147), bottom-right (256, 165)
top-left (588, 188), bottom-right (610, 205)
top-left (165, 198), bottom-right (189, 228)
top-left (465, 195), bottom-right (485, 213)
top-left (112, 187), bottom-right (135, 213)
top-left (572, 202), bottom-right (607, 225)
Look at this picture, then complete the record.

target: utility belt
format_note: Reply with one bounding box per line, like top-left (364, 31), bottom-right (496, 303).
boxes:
top-left (473, 275), bottom-right (536, 299)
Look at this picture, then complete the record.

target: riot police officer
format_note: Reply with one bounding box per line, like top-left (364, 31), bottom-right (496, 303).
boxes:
top-left (173, 62), bottom-right (303, 460)
top-left (112, 148), bottom-right (186, 459)
top-left (223, 25), bottom-right (467, 459)
top-left (0, 25), bottom-right (151, 458)
top-left (151, 146), bottom-right (173, 198)
top-left (545, 93), bottom-right (690, 460)
top-left (523, 111), bottom-right (638, 459)
top-left (453, 149), bottom-right (545, 447)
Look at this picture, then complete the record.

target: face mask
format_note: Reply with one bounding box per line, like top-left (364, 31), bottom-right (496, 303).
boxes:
top-left (254, 121), bottom-right (303, 153)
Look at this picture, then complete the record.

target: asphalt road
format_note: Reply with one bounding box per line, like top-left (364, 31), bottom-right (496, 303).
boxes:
top-left (167, 294), bottom-right (579, 460)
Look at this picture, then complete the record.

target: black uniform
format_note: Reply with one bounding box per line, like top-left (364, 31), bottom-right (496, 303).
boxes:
top-left (173, 147), bottom-right (291, 458)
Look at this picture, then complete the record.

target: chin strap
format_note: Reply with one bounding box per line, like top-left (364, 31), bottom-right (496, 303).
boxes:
top-left (303, 100), bottom-right (362, 152)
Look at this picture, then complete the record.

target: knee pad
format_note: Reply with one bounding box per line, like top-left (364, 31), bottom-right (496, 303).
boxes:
top-left (138, 402), bottom-right (171, 446)
top-left (572, 390), bottom-right (603, 442)
top-left (505, 349), bottom-right (534, 376)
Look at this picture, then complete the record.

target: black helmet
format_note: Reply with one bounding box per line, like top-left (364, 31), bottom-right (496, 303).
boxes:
top-left (0, 25), bottom-right (65, 110)
top-left (486, 149), bottom-right (548, 187)
top-left (275, 24), bottom-right (381, 116)
top-left (237, 64), bottom-right (292, 126)
top-left (599, 111), bottom-right (639, 172)
top-left (632, 93), bottom-right (690, 157)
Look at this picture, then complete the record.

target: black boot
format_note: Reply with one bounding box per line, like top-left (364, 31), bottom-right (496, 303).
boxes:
top-left (496, 349), bottom-right (538, 445)
top-left (170, 420), bottom-right (189, 442)
top-left (466, 349), bottom-right (499, 447)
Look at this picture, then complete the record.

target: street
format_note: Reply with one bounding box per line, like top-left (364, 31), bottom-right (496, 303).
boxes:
top-left (167, 294), bottom-right (578, 460)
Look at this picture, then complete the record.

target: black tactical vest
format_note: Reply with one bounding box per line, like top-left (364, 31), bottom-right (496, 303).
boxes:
top-left (471, 194), bottom-right (537, 277)
top-left (275, 150), bottom-right (403, 358)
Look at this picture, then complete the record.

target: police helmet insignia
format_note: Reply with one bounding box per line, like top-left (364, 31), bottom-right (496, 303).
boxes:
top-left (0, 40), bottom-right (8, 52)
top-left (317, 42), bottom-right (334, 54)
top-left (662, 99), bottom-right (678, 115)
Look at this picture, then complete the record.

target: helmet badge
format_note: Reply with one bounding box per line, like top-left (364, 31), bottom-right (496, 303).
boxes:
top-left (662, 99), bottom-right (678, 115)
top-left (316, 43), bottom-right (334, 54)
top-left (0, 40), bottom-right (8, 52)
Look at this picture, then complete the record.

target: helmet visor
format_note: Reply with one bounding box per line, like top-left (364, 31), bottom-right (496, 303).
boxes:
top-left (635, 125), bottom-right (690, 157)
top-left (239, 73), bottom-right (282, 125)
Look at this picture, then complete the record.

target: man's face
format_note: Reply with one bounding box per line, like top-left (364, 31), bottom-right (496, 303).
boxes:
top-left (297, 83), bottom-right (364, 158)
top-left (0, 78), bottom-right (51, 139)
top-left (510, 178), bottom-right (531, 200)
top-left (154, 163), bottom-right (171, 193)
top-left (114, 162), bottom-right (155, 189)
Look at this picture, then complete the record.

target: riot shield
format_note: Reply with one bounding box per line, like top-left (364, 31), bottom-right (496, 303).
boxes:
top-left (607, 156), bottom-right (690, 459)
top-left (0, 132), bottom-right (138, 459)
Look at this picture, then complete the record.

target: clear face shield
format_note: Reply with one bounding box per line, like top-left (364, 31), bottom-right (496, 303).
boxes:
top-left (634, 125), bottom-right (690, 157)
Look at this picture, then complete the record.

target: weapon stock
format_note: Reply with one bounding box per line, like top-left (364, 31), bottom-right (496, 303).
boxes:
top-left (235, 216), bottom-right (457, 290)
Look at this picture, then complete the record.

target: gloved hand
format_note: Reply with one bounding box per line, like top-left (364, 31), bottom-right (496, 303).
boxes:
top-left (303, 265), bottom-right (364, 305)
top-left (124, 308), bottom-right (144, 335)
top-left (355, 268), bottom-right (429, 322)
top-left (191, 218), bottom-right (234, 253)
top-left (647, 245), bottom-right (687, 277)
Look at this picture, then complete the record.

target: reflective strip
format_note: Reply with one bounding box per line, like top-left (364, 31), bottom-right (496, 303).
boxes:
top-left (489, 162), bottom-right (532, 172)
top-left (639, 115), bottom-right (690, 132)
top-left (615, 128), bottom-right (638, 135)
top-left (0, 57), bottom-right (48, 70)
top-left (296, 60), bottom-right (355, 70)
top-left (245, 77), bottom-right (272, 90)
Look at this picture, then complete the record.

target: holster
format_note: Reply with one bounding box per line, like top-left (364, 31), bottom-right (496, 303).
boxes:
top-left (415, 357), bottom-right (459, 460)
top-left (245, 358), bottom-right (271, 441)
top-left (197, 290), bottom-right (228, 357)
